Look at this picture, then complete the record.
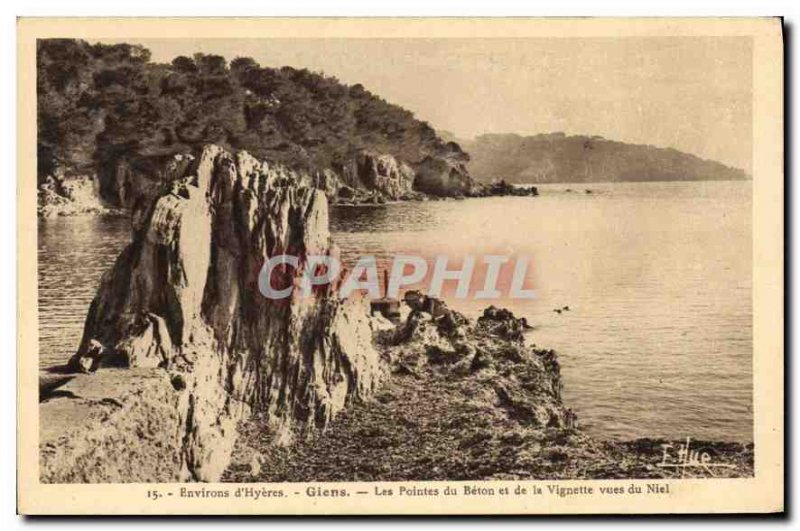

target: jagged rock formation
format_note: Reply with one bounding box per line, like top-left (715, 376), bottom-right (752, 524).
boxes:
top-left (331, 150), bottom-right (419, 204)
top-left (388, 303), bottom-right (574, 430)
top-left (37, 175), bottom-right (112, 218)
top-left (37, 148), bottom-right (479, 216)
top-left (37, 155), bottom-right (196, 220)
top-left (224, 303), bottom-right (753, 482)
top-left (413, 155), bottom-right (477, 197)
top-left (455, 132), bottom-right (750, 184)
top-left (111, 154), bottom-right (196, 213)
top-left (39, 148), bottom-right (479, 216)
top-left (43, 145), bottom-right (384, 482)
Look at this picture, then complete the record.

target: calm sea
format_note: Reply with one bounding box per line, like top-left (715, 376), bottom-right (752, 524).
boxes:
top-left (37, 180), bottom-right (752, 442)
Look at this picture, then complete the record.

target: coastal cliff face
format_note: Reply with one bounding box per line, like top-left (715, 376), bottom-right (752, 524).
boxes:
top-left (111, 155), bottom-right (196, 212)
top-left (37, 155), bottom-right (196, 219)
top-left (44, 145), bottom-right (384, 482)
top-left (332, 150), bottom-right (416, 203)
top-left (38, 148), bottom-right (479, 216)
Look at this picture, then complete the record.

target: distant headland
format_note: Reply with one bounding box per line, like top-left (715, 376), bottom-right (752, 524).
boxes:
top-left (443, 132), bottom-right (750, 184)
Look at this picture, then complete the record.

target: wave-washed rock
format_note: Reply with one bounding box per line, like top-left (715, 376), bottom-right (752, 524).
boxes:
top-left (41, 145), bottom-right (385, 482)
top-left (37, 148), bottom-right (490, 216)
top-left (386, 297), bottom-right (575, 430)
top-left (37, 174), bottom-right (114, 218)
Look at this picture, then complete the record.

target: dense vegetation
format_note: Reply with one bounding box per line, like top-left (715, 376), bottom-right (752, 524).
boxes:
top-left (452, 133), bottom-right (748, 184)
top-left (37, 39), bottom-right (465, 185)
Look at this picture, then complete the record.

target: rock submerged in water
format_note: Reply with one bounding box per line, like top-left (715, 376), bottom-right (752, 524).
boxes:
top-left (45, 145), bottom-right (385, 482)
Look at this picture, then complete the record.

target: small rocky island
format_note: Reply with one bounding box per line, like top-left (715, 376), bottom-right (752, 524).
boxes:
top-left (39, 146), bottom-right (751, 483)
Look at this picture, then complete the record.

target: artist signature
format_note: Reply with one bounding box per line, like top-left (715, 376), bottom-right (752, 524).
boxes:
top-left (657, 437), bottom-right (736, 477)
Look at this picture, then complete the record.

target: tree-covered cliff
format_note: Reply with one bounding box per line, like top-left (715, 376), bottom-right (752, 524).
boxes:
top-left (452, 133), bottom-right (748, 184)
top-left (37, 39), bottom-right (470, 202)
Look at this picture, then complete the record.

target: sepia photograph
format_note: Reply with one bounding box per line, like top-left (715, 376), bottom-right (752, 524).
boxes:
top-left (16, 16), bottom-right (784, 515)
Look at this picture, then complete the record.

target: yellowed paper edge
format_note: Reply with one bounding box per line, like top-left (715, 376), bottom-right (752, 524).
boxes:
top-left (17, 17), bottom-right (784, 515)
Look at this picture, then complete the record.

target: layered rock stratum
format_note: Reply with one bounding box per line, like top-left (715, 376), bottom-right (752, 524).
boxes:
top-left (41, 145), bottom-right (384, 482)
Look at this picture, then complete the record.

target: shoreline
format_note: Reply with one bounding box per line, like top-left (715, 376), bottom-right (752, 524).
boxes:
top-left (220, 302), bottom-right (752, 482)
top-left (36, 175), bottom-right (538, 219)
top-left (36, 177), bottom-right (752, 220)
top-left (36, 146), bottom-right (753, 483)
top-left (40, 299), bottom-right (754, 482)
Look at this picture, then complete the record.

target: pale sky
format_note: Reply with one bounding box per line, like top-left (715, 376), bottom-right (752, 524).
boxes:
top-left (102, 37), bottom-right (752, 173)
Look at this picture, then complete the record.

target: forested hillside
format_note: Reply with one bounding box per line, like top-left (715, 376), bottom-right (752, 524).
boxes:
top-left (37, 39), bottom-right (467, 187)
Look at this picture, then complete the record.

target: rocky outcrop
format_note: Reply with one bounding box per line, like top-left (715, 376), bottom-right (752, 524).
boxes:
top-left (332, 151), bottom-right (416, 203)
top-left (224, 301), bottom-right (753, 482)
top-left (45, 145), bottom-right (384, 482)
top-left (413, 155), bottom-right (477, 197)
top-left (354, 151), bottom-right (415, 198)
top-left (387, 301), bottom-right (574, 430)
top-left (38, 174), bottom-right (112, 218)
top-left (37, 149), bottom-right (477, 217)
top-left (38, 154), bottom-right (197, 220)
top-left (38, 145), bottom-right (535, 221)
top-left (40, 369), bottom-right (185, 483)
top-left (111, 155), bottom-right (196, 213)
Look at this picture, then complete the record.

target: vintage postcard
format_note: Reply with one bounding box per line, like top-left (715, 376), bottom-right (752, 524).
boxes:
top-left (17, 17), bottom-right (783, 515)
